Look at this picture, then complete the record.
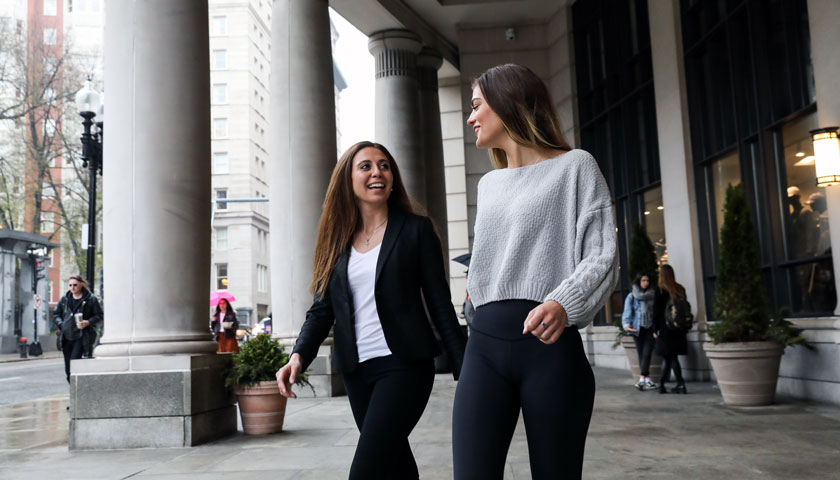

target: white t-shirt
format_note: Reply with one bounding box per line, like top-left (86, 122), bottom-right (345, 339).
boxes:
top-left (348, 243), bottom-right (392, 362)
top-left (219, 312), bottom-right (226, 330)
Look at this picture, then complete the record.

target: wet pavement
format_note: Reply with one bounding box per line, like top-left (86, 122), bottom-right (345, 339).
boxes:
top-left (0, 366), bottom-right (838, 479)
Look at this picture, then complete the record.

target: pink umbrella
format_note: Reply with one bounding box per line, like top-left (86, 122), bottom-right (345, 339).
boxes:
top-left (210, 291), bottom-right (236, 307)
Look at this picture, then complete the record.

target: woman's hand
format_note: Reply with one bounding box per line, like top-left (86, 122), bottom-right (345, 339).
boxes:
top-left (276, 353), bottom-right (303, 399)
top-left (78, 320), bottom-right (90, 329)
top-left (624, 325), bottom-right (637, 333)
top-left (523, 300), bottom-right (568, 344)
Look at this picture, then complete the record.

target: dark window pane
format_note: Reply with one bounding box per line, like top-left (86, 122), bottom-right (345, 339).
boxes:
top-left (784, 261), bottom-right (836, 314)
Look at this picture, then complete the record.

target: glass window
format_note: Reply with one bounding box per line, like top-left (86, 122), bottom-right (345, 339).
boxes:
top-left (212, 16), bottom-right (227, 35)
top-left (213, 118), bottom-right (227, 138)
top-left (643, 187), bottom-right (667, 266)
top-left (43, 28), bottom-right (57, 45)
top-left (214, 152), bottom-right (229, 174)
top-left (216, 264), bottom-right (228, 290)
top-left (44, 0), bottom-right (57, 16)
top-left (213, 50), bottom-right (226, 69)
top-left (216, 227), bottom-right (228, 250)
top-left (781, 113), bottom-right (829, 259)
top-left (213, 84), bottom-right (227, 103)
top-left (41, 211), bottom-right (54, 233)
top-left (216, 189), bottom-right (227, 210)
top-left (784, 260), bottom-right (836, 314)
top-left (710, 150), bottom-right (741, 236)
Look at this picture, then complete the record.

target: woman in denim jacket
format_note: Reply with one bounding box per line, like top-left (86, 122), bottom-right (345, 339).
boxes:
top-left (622, 273), bottom-right (657, 391)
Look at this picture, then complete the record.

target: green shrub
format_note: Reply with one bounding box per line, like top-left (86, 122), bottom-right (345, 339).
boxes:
top-left (708, 184), bottom-right (808, 347)
top-left (225, 333), bottom-right (313, 391)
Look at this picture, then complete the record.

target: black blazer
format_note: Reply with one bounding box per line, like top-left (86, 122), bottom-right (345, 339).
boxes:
top-left (292, 209), bottom-right (466, 379)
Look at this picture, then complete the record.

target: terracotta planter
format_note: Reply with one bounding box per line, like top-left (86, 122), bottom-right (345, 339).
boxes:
top-left (620, 335), bottom-right (663, 383)
top-left (703, 341), bottom-right (785, 406)
top-left (235, 380), bottom-right (288, 434)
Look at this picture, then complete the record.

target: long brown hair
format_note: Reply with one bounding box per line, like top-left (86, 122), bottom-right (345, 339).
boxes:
top-left (473, 64), bottom-right (572, 169)
top-left (310, 141), bottom-right (414, 296)
top-left (658, 264), bottom-right (686, 299)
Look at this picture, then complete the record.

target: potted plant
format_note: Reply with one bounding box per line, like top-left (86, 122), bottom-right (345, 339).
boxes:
top-left (226, 333), bottom-right (312, 434)
top-left (703, 184), bottom-right (809, 406)
top-left (615, 224), bottom-right (663, 383)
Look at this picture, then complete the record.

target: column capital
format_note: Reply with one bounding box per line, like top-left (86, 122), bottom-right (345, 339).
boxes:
top-left (368, 29), bottom-right (422, 79)
top-left (417, 46), bottom-right (443, 91)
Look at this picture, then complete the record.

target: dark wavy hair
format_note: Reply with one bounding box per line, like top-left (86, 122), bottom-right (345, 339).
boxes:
top-left (310, 141), bottom-right (416, 296)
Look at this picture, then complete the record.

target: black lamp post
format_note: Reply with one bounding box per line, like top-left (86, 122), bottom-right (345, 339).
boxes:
top-left (75, 79), bottom-right (103, 292)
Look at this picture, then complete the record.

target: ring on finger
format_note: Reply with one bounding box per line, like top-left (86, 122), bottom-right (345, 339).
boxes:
top-left (540, 321), bottom-right (548, 329)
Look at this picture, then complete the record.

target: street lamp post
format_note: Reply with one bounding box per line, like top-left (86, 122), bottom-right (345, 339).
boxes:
top-left (75, 79), bottom-right (103, 292)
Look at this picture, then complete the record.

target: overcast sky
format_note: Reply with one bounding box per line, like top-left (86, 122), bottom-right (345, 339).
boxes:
top-left (329, 9), bottom-right (375, 154)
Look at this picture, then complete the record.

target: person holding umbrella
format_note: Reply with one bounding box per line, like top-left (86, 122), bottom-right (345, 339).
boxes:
top-left (210, 292), bottom-right (239, 353)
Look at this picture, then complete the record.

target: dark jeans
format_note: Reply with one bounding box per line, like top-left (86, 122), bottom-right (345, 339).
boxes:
top-left (633, 327), bottom-right (655, 377)
top-left (452, 300), bottom-right (596, 480)
top-left (661, 355), bottom-right (684, 384)
top-left (342, 354), bottom-right (434, 480)
top-left (62, 337), bottom-right (83, 383)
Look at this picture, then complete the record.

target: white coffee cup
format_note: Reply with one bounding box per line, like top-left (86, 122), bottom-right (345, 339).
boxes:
top-left (74, 312), bottom-right (84, 328)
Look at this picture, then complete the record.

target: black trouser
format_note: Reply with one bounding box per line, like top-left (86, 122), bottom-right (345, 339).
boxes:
top-left (633, 327), bottom-right (655, 377)
top-left (342, 354), bottom-right (434, 480)
top-left (62, 337), bottom-right (83, 383)
top-left (661, 355), bottom-right (684, 385)
top-left (452, 300), bottom-right (596, 480)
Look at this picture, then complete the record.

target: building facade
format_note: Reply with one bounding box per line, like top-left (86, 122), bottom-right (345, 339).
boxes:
top-left (66, 0), bottom-right (840, 449)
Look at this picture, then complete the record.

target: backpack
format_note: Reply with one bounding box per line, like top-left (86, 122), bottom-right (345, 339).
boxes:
top-left (664, 294), bottom-right (694, 331)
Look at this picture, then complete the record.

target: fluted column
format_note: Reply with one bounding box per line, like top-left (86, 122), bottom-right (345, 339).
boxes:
top-left (269, 0), bottom-right (336, 343)
top-left (368, 30), bottom-right (426, 205)
top-left (97, 0), bottom-right (216, 357)
top-left (417, 47), bottom-right (449, 274)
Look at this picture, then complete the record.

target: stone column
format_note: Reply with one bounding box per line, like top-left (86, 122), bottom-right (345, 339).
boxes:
top-left (808, 0), bottom-right (840, 316)
top-left (70, 0), bottom-right (236, 449)
top-left (368, 30), bottom-right (426, 205)
top-left (417, 47), bottom-right (449, 275)
top-left (648, 0), bottom-right (710, 381)
top-left (269, 0), bottom-right (342, 396)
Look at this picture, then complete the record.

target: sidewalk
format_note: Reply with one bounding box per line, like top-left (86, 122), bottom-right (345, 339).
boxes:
top-left (1, 366), bottom-right (839, 479)
top-left (0, 349), bottom-right (62, 363)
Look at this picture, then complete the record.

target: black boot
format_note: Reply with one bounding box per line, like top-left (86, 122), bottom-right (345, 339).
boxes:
top-left (658, 384), bottom-right (668, 394)
top-left (672, 383), bottom-right (687, 394)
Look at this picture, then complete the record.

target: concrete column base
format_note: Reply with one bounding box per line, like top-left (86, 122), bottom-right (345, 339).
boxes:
top-left (297, 344), bottom-right (345, 398)
top-left (68, 354), bottom-right (236, 449)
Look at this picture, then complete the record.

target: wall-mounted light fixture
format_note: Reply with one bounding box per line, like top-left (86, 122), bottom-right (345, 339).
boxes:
top-left (811, 126), bottom-right (840, 187)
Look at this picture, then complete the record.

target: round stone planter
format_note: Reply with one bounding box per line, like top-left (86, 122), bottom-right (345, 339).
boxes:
top-left (620, 335), bottom-right (663, 383)
top-left (703, 341), bottom-right (785, 406)
top-left (235, 380), bottom-right (288, 435)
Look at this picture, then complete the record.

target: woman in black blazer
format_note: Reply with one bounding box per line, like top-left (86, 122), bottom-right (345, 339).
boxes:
top-left (276, 141), bottom-right (466, 479)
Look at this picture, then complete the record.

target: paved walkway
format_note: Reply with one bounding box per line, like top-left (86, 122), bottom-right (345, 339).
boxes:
top-left (1, 366), bottom-right (838, 479)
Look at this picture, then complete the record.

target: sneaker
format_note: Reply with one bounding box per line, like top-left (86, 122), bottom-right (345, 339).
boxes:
top-left (642, 381), bottom-right (658, 391)
top-left (634, 381), bottom-right (644, 391)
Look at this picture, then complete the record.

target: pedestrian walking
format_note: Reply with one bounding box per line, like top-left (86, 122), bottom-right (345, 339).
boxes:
top-left (211, 298), bottom-right (239, 353)
top-left (622, 273), bottom-right (659, 391)
top-left (275, 141), bottom-right (466, 480)
top-left (654, 264), bottom-right (689, 394)
top-left (52, 275), bottom-right (104, 382)
top-left (452, 63), bottom-right (618, 480)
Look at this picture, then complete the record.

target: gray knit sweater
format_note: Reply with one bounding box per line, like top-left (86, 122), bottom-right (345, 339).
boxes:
top-left (466, 149), bottom-right (619, 328)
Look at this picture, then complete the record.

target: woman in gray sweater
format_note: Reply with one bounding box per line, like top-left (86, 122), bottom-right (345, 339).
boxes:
top-left (452, 64), bottom-right (618, 480)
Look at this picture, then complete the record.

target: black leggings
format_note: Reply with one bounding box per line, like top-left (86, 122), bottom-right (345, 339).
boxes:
top-left (452, 300), bottom-right (596, 480)
top-left (62, 337), bottom-right (83, 383)
top-left (342, 354), bottom-right (434, 480)
top-left (661, 355), bottom-right (684, 384)
top-left (633, 327), bottom-right (655, 377)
